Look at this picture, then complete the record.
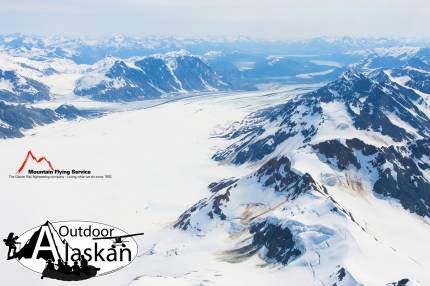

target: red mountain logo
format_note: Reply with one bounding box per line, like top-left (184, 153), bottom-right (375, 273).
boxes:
top-left (17, 150), bottom-right (54, 174)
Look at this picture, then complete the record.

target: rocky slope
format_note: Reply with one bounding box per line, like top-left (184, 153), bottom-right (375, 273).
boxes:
top-left (0, 69), bottom-right (50, 103)
top-left (174, 70), bottom-right (430, 285)
top-left (0, 102), bottom-right (99, 139)
top-left (74, 51), bottom-right (230, 101)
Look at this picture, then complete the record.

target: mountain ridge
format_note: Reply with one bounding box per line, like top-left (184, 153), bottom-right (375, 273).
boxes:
top-left (173, 69), bottom-right (430, 285)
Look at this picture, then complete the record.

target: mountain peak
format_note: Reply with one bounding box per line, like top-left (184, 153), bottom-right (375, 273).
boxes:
top-left (164, 49), bottom-right (191, 58)
top-left (341, 69), bottom-right (367, 81)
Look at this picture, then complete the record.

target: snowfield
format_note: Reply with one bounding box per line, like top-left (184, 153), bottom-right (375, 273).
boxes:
top-left (0, 83), bottom-right (429, 286)
top-left (2, 35), bottom-right (430, 286)
top-left (0, 88), bottom-right (307, 286)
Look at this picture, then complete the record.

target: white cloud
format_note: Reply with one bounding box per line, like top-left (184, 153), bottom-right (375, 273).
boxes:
top-left (0, 0), bottom-right (429, 39)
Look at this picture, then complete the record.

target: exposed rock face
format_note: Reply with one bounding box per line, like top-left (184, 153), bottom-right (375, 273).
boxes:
top-left (0, 69), bottom-right (50, 103)
top-left (174, 70), bottom-right (430, 285)
top-left (386, 278), bottom-right (412, 286)
top-left (213, 70), bottom-right (430, 166)
top-left (391, 68), bottom-right (430, 94)
top-left (327, 266), bottom-right (364, 286)
top-left (255, 156), bottom-right (327, 198)
top-left (315, 138), bottom-right (430, 217)
top-left (211, 70), bottom-right (430, 218)
top-left (74, 52), bottom-right (230, 102)
top-left (313, 140), bottom-right (361, 170)
top-left (0, 102), bottom-right (97, 138)
top-left (175, 151), bottom-right (348, 269)
top-left (248, 218), bottom-right (302, 265)
top-left (0, 101), bottom-right (57, 138)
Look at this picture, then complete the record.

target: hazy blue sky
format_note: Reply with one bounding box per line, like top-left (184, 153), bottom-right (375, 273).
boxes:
top-left (1, 0), bottom-right (429, 39)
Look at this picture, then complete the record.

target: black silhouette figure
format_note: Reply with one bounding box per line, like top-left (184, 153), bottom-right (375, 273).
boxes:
top-left (13, 222), bottom-right (57, 261)
top-left (3, 232), bottom-right (20, 260)
top-left (63, 260), bottom-right (72, 274)
top-left (42, 257), bottom-right (100, 281)
top-left (56, 259), bottom-right (72, 274)
top-left (41, 256), bottom-right (100, 281)
top-left (56, 259), bottom-right (66, 273)
top-left (80, 255), bottom-right (89, 274)
top-left (45, 259), bottom-right (55, 271)
top-left (72, 261), bottom-right (81, 275)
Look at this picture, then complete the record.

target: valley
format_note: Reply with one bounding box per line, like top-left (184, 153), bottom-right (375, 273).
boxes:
top-left (1, 35), bottom-right (430, 286)
top-left (0, 88), bottom-right (306, 285)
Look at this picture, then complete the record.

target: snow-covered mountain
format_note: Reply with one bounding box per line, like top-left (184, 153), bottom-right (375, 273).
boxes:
top-left (74, 51), bottom-right (230, 101)
top-left (0, 101), bottom-right (56, 138)
top-left (2, 34), bottom-right (430, 284)
top-left (2, 34), bottom-right (429, 63)
top-left (0, 69), bottom-right (50, 103)
top-left (357, 47), bottom-right (430, 103)
top-left (174, 70), bottom-right (430, 285)
top-left (390, 68), bottom-right (430, 94)
top-left (4, 34), bottom-right (430, 99)
top-left (0, 102), bottom-right (99, 138)
top-left (357, 47), bottom-right (430, 71)
top-left (0, 48), bottom-right (232, 102)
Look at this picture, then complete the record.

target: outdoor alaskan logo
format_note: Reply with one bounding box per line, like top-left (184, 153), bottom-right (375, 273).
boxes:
top-left (3, 221), bottom-right (143, 281)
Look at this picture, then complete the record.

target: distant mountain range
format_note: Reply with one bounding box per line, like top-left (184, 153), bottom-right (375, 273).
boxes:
top-left (1, 35), bottom-right (430, 284)
top-left (1, 35), bottom-right (430, 102)
top-left (2, 34), bottom-right (429, 64)
top-left (1, 34), bottom-right (430, 145)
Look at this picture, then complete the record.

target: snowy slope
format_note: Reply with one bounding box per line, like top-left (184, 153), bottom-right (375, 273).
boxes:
top-left (74, 51), bottom-right (230, 101)
top-left (0, 51), bottom-right (88, 100)
top-left (2, 34), bottom-right (429, 64)
top-left (172, 70), bottom-right (430, 285)
top-left (1, 35), bottom-right (430, 286)
top-left (0, 68), bottom-right (50, 102)
top-left (1, 73), bottom-right (429, 285)
top-left (357, 47), bottom-right (430, 71)
top-left (0, 88), bottom-right (311, 286)
top-left (0, 101), bottom-right (100, 139)
top-left (0, 49), bottom-right (230, 103)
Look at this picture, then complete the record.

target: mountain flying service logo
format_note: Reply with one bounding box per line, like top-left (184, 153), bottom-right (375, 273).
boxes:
top-left (3, 221), bottom-right (143, 281)
top-left (10, 150), bottom-right (112, 179)
top-left (17, 150), bottom-right (54, 174)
